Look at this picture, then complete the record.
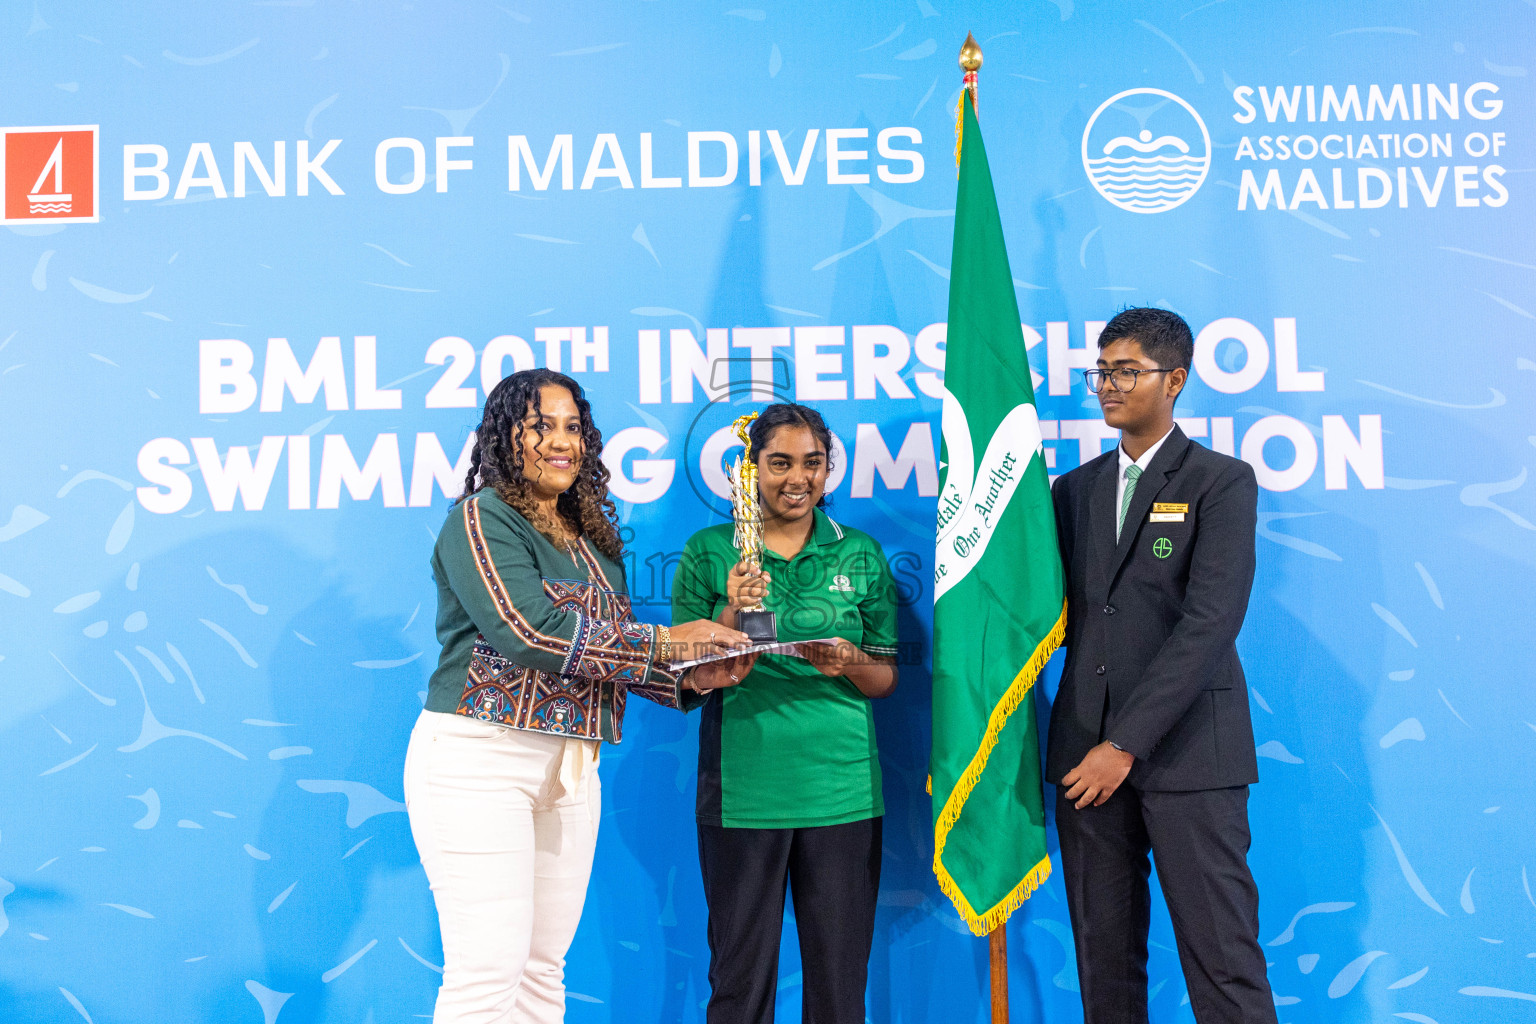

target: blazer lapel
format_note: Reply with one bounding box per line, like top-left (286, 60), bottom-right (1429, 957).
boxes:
top-left (1088, 453), bottom-right (1119, 601)
top-left (1107, 426), bottom-right (1191, 587)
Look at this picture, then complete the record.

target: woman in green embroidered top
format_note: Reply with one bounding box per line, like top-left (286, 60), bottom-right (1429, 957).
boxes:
top-left (672, 402), bottom-right (901, 1024)
top-left (404, 368), bottom-right (750, 1024)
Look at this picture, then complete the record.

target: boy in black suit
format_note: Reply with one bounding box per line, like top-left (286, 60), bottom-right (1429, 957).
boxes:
top-left (1049, 308), bottom-right (1277, 1024)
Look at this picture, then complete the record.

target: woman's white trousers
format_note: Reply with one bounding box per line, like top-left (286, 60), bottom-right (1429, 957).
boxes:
top-left (404, 710), bottom-right (600, 1024)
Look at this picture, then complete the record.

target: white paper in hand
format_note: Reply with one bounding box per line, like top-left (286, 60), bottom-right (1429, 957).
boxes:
top-left (668, 637), bottom-right (840, 671)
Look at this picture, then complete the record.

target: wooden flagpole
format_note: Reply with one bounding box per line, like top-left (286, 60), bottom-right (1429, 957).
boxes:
top-left (990, 924), bottom-right (1009, 1023)
top-left (956, 28), bottom-right (1009, 1024)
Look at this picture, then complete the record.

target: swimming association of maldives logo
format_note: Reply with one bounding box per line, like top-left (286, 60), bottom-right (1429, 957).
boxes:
top-left (1082, 89), bottom-right (1209, 214)
top-left (0, 125), bottom-right (99, 224)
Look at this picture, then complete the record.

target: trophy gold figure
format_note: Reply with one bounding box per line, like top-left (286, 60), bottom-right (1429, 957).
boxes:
top-left (729, 412), bottom-right (778, 643)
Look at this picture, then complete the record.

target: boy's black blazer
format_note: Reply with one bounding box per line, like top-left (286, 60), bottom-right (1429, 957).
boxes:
top-left (1048, 426), bottom-right (1260, 792)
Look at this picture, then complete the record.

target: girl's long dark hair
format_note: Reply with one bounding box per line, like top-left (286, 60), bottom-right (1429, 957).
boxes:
top-left (461, 368), bottom-right (624, 560)
top-left (747, 402), bottom-right (835, 509)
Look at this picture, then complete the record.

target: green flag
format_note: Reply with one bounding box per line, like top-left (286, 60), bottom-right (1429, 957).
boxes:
top-left (931, 87), bottom-right (1065, 936)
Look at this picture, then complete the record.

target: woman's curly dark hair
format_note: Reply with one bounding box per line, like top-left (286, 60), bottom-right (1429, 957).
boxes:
top-left (461, 368), bottom-right (624, 560)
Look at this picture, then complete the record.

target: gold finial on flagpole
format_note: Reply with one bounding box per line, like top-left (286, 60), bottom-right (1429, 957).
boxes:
top-left (956, 33), bottom-right (983, 166)
top-left (959, 32), bottom-right (983, 72)
top-left (959, 32), bottom-right (982, 110)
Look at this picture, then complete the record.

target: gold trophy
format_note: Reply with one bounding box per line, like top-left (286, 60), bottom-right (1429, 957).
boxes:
top-left (729, 412), bottom-right (778, 643)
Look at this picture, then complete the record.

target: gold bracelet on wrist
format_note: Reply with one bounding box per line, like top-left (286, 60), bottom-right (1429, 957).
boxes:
top-left (655, 624), bottom-right (672, 665)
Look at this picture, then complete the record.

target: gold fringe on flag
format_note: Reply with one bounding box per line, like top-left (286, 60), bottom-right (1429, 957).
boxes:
top-left (932, 599), bottom-right (1067, 935)
top-left (954, 89), bottom-right (966, 170)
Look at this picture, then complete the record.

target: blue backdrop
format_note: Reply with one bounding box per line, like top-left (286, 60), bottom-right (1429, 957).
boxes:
top-left (3, 2), bottom-right (1533, 1022)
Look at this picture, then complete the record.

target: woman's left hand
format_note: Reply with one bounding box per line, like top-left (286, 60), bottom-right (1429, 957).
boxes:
top-left (800, 638), bottom-right (864, 678)
top-left (689, 653), bottom-right (758, 692)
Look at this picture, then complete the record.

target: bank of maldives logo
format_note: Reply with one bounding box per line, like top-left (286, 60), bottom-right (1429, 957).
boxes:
top-left (1, 125), bottom-right (99, 224)
top-left (1082, 90), bottom-right (1209, 214)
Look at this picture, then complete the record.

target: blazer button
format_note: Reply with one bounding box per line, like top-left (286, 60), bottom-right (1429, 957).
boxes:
top-left (1095, 665), bottom-right (1106, 675)
top-left (1103, 605), bottom-right (1115, 615)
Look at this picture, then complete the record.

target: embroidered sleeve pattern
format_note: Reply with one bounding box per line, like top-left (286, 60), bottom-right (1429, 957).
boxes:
top-left (565, 544), bottom-right (688, 710)
top-left (561, 614), bottom-right (592, 677)
top-left (626, 657), bottom-right (685, 710)
top-left (542, 578), bottom-right (596, 677)
top-left (575, 618), bottom-right (656, 683)
top-left (464, 499), bottom-right (660, 681)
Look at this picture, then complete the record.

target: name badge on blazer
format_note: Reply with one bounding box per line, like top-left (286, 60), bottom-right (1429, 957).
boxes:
top-left (1150, 502), bottom-right (1188, 523)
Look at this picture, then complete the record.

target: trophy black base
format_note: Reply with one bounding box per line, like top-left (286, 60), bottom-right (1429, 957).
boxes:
top-left (737, 609), bottom-right (778, 644)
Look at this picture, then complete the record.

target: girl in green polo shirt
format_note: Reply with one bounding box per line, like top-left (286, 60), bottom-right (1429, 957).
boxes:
top-left (672, 402), bottom-right (901, 1024)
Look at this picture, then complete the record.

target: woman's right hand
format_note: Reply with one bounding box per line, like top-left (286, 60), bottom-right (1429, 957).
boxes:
top-left (668, 619), bottom-right (751, 664)
top-left (725, 560), bottom-right (771, 610)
